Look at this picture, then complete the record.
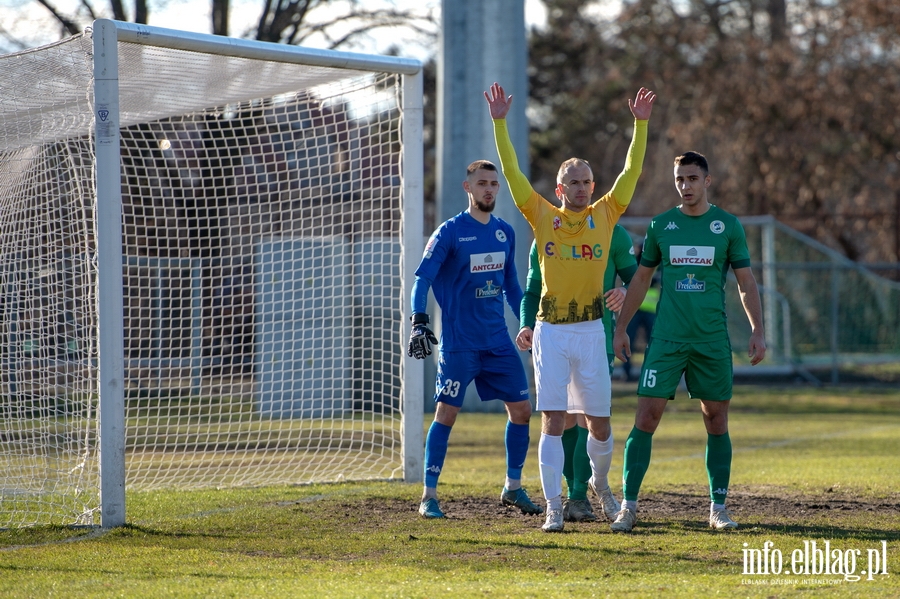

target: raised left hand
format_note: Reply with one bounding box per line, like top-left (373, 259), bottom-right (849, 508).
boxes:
top-left (629, 87), bottom-right (656, 121)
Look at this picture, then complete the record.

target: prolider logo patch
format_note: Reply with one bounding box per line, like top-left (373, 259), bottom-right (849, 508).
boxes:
top-left (476, 280), bottom-right (501, 298)
top-left (676, 273), bottom-right (705, 292)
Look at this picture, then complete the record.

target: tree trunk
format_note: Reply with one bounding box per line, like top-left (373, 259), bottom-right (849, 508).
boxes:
top-left (768, 0), bottom-right (787, 42)
top-left (134, 0), bottom-right (148, 24)
top-left (110, 0), bottom-right (127, 22)
top-left (213, 0), bottom-right (229, 36)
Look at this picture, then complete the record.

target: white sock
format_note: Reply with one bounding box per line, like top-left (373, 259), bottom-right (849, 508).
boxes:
top-left (538, 433), bottom-right (564, 501)
top-left (623, 499), bottom-right (637, 512)
top-left (711, 502), bottom-right (727, 513)
top-left (505, 477), bottom-right (521, 491)
top-left (546, 494), bottom-right (563, 512)
top-left (422, 486), bottom-right (437, 501)
top-left (586, 433), bottom-right (614, 489)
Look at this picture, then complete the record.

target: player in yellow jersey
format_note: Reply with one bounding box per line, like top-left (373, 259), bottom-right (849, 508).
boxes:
top-left (486, 82), bottom-right (655, 532)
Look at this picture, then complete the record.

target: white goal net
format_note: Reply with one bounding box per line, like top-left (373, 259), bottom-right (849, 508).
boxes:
top-left (0, 21), bottom-right (424, 528)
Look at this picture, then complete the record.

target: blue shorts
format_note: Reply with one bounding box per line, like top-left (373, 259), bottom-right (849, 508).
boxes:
top-left (434, 343), bottom-right (530, 408)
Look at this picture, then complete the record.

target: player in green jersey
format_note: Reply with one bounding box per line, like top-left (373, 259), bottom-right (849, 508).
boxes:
top-left (611, 151), bottom-right (766, 532)
top-left (517, 224), bottom-right (638, 522)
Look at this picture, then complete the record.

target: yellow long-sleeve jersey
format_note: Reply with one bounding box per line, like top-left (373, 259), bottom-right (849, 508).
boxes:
top-left (493, 118), bottom-right (648, 324)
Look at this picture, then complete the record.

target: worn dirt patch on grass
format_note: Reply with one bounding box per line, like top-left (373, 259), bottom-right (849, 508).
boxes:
top-left (346, 488), bottom-right (900, 535)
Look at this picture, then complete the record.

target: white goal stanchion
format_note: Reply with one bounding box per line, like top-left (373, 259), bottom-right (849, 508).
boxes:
top-left (0, 20), bottom-right (423, 528)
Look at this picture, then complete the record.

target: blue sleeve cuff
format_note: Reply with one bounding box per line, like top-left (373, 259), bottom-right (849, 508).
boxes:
top-left (411, 276), bottom-right (431, 315)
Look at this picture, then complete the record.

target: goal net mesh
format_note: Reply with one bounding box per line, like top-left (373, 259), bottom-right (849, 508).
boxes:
top-left (0, 31), bottom-right (407, 527)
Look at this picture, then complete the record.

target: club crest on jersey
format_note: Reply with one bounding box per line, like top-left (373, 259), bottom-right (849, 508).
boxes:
top-left (710, 220), bottom-right (725, 234)
top-left (476, 280), bottom-right (501, 298)
top-left (588, 215), bottom-right (595, 229)
top-left (670, 245), bottom-right (714, 265)
top-left (495, 229), bottom-right (507, 242)
top-left (423, 233), bottom-right (439, 258)
top-left (470, 251), bottom-right (506, 273)
top-left (553, 216), bottom-right (562, 230)
top-left (676, 273), bottom-right (705, 292)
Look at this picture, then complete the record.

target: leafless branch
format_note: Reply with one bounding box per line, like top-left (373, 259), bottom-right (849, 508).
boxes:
top-left (34, 0), bottom-right (82, 36)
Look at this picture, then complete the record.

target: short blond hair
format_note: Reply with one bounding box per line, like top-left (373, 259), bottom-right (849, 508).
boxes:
top-left (557, 158), bottom-right (592, 184)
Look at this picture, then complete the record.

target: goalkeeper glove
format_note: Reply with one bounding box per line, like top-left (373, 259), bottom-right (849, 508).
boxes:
top-left (407, 313), bottom-right (438, 359)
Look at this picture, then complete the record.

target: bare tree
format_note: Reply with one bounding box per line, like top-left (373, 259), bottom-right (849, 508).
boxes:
top-left (4, 0), bottom-right (435, 52)
top-left (252, 0), bottom-right (435, 48)
top-left (529, 0), bottom-right (900, 263)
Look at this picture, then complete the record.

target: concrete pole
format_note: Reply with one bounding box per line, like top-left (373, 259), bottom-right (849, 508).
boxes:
top-left (438, 0), bottom-right (530, 234)
top-left (436, 0), bottom-right (532, 410)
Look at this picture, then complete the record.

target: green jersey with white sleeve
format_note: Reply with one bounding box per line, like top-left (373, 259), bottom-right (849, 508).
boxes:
top-left (640, 205), bottom-right (750, 343)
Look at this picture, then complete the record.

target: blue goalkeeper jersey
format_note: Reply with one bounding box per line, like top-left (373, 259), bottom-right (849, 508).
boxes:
top-left (415, 211), bottom-right (523, 352)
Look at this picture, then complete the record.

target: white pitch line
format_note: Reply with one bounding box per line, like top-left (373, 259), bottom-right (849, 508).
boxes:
top-left (0, 526), bottom-right (107, 552)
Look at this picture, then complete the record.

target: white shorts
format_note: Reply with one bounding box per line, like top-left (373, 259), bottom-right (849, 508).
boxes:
top-left (533, 319), bottom-right (611, 416)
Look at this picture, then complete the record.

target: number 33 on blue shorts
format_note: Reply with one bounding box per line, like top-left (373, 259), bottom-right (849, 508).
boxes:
top-left (434, 345), bottom-right (530, 408)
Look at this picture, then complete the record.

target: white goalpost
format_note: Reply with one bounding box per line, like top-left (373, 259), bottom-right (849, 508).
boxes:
top-left (0, 19), bottom-right (424, 528)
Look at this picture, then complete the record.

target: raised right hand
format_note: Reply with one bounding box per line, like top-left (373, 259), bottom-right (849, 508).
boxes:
top-left (484, 82), bottom-right (513, 120)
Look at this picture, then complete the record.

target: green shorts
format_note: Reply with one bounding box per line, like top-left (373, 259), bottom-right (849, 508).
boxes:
top-left (636, 338), bottom-right (733, 401)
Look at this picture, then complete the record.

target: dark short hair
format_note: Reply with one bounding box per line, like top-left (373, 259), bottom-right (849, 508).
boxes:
top-left (674, 151), bottom-right (709, 175)
top-left (467, 160), bottom-right (497, 176)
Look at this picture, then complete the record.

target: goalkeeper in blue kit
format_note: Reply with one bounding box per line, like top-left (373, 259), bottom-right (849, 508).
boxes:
top-left (407, 160), bottom-right (541, 519)
top-left (611, 151), bottom-right (767, 532)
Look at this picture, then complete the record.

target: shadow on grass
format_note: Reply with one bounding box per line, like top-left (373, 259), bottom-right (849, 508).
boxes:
top-left (732, 522), bottom-right (900, 542)
top-left (601, 488), bottom-right (900, 545)
top-left (626, 518), bottom-right (900, 544)
top-left (612, 383), bottom-right (900, 416)
top-left (112, 523), bottom-right (236, 539)
top-left (415, 532), bottom-right (744, 569)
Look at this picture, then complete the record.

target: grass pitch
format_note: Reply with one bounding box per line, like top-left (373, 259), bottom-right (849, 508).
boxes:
top-left (1, 384), bottom-right (898, 598)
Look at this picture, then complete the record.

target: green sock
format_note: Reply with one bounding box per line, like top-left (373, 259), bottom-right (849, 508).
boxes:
top-left (706, 432), bottom-right (732, 504)
top-left (561, 426), bottom-right (579, 498)
top-left (571, 425), bottom-right (591, 500)
top-left (622, 427), bottom-right (653, 502)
